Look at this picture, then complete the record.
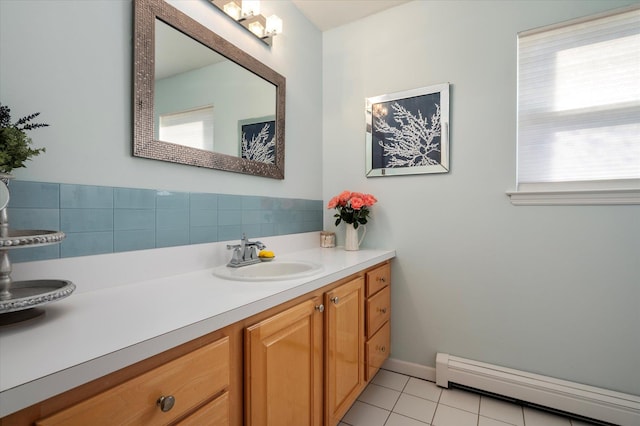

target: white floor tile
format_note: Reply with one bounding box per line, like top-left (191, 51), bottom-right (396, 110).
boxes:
top-left (479, 416), bottom-right (516, 426)
top-left (523, 407), bottom-right (572, 426)
top-left (342, 401), bottom-right (390, 426)
top-left (345, 371), bottom-right (585, 426)
top-left (403, 378), bottom-right (442, 402)
top-left (385, 412), bottom-right (431, 426)
top-left (432, 404), bottom-right (478, 426)
top-left (479, 396), bottom-right (524, 426)
top-left (392, 393), bottom-right (438, 424)
top-left (358, 383), bottom-right (401, 411)
top-left (439, 387), bottom-right (480, 413)
top-left (372, 369), bottom-right (411, 392)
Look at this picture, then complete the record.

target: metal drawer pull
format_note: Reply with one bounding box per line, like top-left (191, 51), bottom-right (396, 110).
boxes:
top-left (315, 304), bottom-right (325, 312)
top-left (330, 296), bottom-right (339, 305)
top-left (157, 395), bottom-right (176, 412)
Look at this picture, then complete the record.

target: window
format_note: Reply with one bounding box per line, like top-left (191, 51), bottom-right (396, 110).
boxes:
top-left (510, 5), bottom-right (640, 205)
top-left (159, 105), bottom-right (214, 151)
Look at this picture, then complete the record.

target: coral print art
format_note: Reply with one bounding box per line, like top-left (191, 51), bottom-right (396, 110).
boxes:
top-left (241, 119), bottom-right (276, 164)
top-left (372, 94), bottom-right (441, 168)
top-left (366, 83), bottom-right (450, 177)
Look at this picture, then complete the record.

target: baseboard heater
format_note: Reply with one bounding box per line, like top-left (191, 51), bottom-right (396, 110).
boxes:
top-left (435, 353), bottom-right (640, 426)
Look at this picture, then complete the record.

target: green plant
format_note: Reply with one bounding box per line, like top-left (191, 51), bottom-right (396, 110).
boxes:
top-left (0, 103), bottom-right (48, 173)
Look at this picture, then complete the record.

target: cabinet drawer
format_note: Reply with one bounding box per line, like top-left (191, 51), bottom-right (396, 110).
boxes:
top-left (175, 391), bottom-right (229, 426)
top-left (366, 264), bottom-right (390, 297)
top-left (366, 285), bottom-right (390, 339)
top-left (365, 322), bottom-right (390, 381)
top-left (37, 336), bottom-right (230, 426)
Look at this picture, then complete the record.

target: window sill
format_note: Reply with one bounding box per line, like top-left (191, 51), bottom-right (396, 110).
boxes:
top-left (506, 188), bottom-right (640, 206)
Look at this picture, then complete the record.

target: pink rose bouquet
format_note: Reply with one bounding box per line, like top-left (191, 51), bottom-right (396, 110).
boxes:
top-left (327, 190), bottom-right (377, 229)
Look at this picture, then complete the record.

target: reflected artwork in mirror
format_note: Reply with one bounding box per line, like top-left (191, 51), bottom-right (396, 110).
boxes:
top-left (134, 0), bottom-right (286, 179)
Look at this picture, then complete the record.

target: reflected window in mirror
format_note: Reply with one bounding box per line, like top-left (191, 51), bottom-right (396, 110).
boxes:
top-left (158, 105), bottom-right (214, 151)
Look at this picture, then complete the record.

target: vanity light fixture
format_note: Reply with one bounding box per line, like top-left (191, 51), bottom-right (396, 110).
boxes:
top-left (210, 0), bottom-right (283, 46)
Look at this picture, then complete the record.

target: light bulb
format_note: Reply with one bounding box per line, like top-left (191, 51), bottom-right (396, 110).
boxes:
top-left (265, 15), bottom-right (282, 35)
top-left (248, 21), bottom-right (265, 37)
top-left (241, 0), bottom-right (260, 18)
top-left (222, 1), bottom-right (241, 20)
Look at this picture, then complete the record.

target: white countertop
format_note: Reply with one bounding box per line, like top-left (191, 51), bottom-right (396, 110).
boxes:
top-left (0, 236), bottom-right (395, 417)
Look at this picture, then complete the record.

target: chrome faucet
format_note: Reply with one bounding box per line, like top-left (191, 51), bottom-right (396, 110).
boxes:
top-left (226, 234), bottom-right (266, 268)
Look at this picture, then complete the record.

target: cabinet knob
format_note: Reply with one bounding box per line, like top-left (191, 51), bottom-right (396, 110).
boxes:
top-left (330, 296), bottom-right (339, 305)
top-left (377, 277), bottom-right (386, 283)
top-left (315, 304), bottom-right (325, 312)
top-left (377, 307), bottom-right (387, 314)
top-left (157, 395), bottom-right (176, 412)
top-left (377, 345), bottom-right (386, 353)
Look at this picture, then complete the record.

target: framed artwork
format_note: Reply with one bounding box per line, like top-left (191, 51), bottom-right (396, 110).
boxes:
top-left (366, 83), bottom-right (450, 177)
top-left (239, 115), bottom-right (276, 164)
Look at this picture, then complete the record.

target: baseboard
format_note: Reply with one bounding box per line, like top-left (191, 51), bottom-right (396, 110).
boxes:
top-left (436, 353), bottom-right (640, 426)
top-left (381, 357), bottom-right (436, 382)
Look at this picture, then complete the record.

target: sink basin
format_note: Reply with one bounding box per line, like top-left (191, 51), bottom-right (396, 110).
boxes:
top-left (212, 260), bottom-right (324, 281)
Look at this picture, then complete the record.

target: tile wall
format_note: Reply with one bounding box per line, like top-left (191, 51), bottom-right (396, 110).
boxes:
top-left (6, 181), bottom-right (323, 263)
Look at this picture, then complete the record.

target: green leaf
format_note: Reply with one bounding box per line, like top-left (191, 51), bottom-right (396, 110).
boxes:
top-left (0, 127), bottom-right (45, 173)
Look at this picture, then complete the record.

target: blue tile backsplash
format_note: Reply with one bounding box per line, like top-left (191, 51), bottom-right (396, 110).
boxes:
top-left (6, 181), bottom-right (323, 263)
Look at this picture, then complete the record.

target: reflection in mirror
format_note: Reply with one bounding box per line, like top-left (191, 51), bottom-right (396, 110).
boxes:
top-left (154, 20), bottom-right (277, 161)
top-left (134, 0), bottom-right (285, 178)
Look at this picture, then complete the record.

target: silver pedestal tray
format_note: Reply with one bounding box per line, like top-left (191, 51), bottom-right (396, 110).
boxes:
top-left (0, 182), bottom-right (76, 325)
top-left (0, 229), bottom-right (66, 248)
top-left (0, 279), bottom-right (76, 325)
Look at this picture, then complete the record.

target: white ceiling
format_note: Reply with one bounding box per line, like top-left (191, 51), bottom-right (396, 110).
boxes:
top-left (155, 20), bottom-right (226, 80)
top-left (290, 0), bottom-right (411, 31)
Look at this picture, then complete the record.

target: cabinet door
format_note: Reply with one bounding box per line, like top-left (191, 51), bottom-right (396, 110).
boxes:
top-left (325, 277), bottom-right (365, 426)
top-left (245, 298), bottom-right (323, 426)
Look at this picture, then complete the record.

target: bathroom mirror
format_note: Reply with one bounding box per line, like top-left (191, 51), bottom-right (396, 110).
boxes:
top-left (133, 0), bottom-right (286, 179)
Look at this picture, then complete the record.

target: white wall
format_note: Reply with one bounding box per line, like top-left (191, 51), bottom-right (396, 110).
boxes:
top-left (323, 0), bottom-right (640, 395)
top-left (0, 0), bottom-right (323, 199)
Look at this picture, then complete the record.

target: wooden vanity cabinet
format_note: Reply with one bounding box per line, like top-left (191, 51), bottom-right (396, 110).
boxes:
top-left (2, 261), bottom-right (391, 426)
top-left (364, 263), bottom-right (391, 381)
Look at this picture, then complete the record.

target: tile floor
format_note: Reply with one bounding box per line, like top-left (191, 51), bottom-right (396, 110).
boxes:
top-left (340, 369), bottom-right (600, 426)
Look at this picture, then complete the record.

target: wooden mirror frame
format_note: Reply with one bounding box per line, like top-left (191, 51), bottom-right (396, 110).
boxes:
top-left (133, 0), bottom-right (286, 179)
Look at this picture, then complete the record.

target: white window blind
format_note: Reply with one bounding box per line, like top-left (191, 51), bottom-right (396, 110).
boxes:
top-left (514, 5), bottom-right (640, 204)
top-left (159, 105), bottom-right (214, 151)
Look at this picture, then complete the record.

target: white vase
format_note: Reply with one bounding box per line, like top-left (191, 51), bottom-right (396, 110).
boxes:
top-left (344, 225), bottom-right (366, 251)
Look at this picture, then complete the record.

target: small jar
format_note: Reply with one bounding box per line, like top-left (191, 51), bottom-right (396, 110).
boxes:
top-left (320, 231), bottom-right (336, 248)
